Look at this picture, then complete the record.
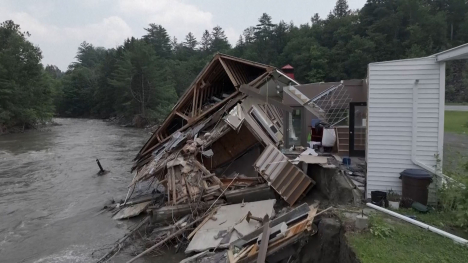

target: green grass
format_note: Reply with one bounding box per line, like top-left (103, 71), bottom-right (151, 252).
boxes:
top-left (446, 102), bottom-right (468, 105)
top-left (445, 111), bottom-right (468, 134)
top-left (347, 215), bottom-right (468, 263)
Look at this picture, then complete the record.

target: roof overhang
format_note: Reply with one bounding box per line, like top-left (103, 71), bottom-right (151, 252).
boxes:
top-left (435, 43), bottom-right (468, 62)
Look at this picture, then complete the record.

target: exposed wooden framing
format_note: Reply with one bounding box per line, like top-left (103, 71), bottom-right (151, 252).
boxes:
top-left (192, 86), bottom-right (198, 118)
top-left (230, 61), bottom-right (244, 86)
top-left (235, 62), bottom-right (248, 83)
top-left (228, 60), bottom-right (247, 84)
top-left (248, 71), bottom-right (270, 88)
top-left (219, 58), bottom-right (238, 87)
top-left (137, 53), bottom-right (273, 157)
top-left (175, 111), bottom-right (189, 121)
top-left (221, 54), bottom-right (275, 71)
top-left (138, 91), bottom-right (241, 159)
top-left (201, 79), bottom-right (211, 89)
top-left (198, 87), bottom-right (204, 115)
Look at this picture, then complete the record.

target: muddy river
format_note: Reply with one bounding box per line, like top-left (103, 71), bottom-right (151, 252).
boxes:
top-left (0, 118), bottom-right (157, 262)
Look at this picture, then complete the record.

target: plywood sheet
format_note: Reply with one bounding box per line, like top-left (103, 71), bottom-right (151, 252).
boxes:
top-left (185, 199), bottom-right (276, 253)
top-left (112, 201), bottom-right (151, 220)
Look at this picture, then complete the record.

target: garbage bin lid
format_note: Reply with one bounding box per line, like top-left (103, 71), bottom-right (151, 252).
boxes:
top-left (400, 169), bottom-right (432, 179)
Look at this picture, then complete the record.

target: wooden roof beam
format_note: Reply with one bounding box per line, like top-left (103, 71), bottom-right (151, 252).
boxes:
top-left (219, 57), bottom-right (239, 88)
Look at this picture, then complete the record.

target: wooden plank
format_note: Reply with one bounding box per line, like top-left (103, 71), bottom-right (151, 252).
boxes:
top-left (192, 87), bottom-right (198, 118)
top-left (219, 58), bottom-right (239, 87)
top-left (257, 215), bottom-right (270, 263)
top-left (175, 111), bottom-right (189, 120)
top-left (248, 244), bottom-right (258, 257)
top-left (172, 170), bottom-right (176, 205)
top-left (228, 248), bottom-right (235, 263)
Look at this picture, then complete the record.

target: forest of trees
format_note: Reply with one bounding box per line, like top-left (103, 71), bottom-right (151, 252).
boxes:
top-left (2, 0), bottom-right (468, 129)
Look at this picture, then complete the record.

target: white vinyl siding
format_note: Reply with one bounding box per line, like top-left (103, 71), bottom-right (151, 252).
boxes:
top-left (367, 57), bottom-right (442, 203)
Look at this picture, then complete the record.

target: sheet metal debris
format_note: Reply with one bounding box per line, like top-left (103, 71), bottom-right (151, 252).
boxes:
top-left (254, 144), bottom-right (316, 206)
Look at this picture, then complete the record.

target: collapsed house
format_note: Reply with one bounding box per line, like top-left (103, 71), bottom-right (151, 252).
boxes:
top-left (107, 54), bottom-right (351, 263)
top-left (130, 53), bottom-right (322, 209)
top-left (106, 44), bottom-right (468, 263)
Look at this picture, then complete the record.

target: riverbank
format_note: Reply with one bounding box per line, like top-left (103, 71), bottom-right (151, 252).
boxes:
top-left (0, 120), bottom-right (62, 135)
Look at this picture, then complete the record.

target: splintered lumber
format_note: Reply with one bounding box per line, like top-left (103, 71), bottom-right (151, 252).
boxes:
top-left (126, 212), bottom-right (212, 263)
top-left (228, 248), bottom-right (236, 263)
top-left (257, 215), bottom-right (271, 263)
top-left (187, 207), bottom-right (219, 240)
top-left (193, 160), bottom-right (223, 187)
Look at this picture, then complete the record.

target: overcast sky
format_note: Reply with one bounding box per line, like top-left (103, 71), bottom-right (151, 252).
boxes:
top-left (0, 0), bottom-right (367, 70)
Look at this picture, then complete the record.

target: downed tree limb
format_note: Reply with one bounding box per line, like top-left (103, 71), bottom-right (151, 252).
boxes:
top-left (126, 212), bottom-right (214, 263)
top-left (96, 216), bottom-right (150, 263)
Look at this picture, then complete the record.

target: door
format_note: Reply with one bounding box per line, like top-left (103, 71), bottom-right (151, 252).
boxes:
top-left (349, 102), bottom-right (367, 157)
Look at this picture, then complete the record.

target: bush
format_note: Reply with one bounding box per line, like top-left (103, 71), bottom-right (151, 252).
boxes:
top-left (369, 216), bottom-right (395, 238)
top-left (438, 161), bottom-right (468, 230)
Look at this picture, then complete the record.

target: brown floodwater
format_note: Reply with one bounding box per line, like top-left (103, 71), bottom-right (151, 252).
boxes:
top-left (0, 118), bottom-right (159, 262)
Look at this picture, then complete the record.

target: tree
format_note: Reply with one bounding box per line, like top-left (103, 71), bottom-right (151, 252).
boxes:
top-left (333, 0), bottom-right (350, 18)
top-left (211, 25), bottom-right (230, 52)
top-left (236, 35), bottom-right (244, 47)
top-left (108, 39), bottom-right (177, 121)
top-left (311, 13), bottom-right (322, 26)
top-left (200, 30), bottom-right (212, 52)
top-left (243, 27), bottom-right (255, 44)
top-left (143, 24), bottom-right (172, 57)
top-left (184, 32), bottom-right (198, 49)
top-left (0, 20), bottom-right (56, 128)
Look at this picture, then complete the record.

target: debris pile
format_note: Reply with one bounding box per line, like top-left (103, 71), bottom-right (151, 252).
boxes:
top-left (97, 54), bottom-right (365, 263)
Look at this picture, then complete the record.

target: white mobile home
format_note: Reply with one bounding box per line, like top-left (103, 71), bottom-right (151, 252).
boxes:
top-left (366, 43), bottom-right (468, 201)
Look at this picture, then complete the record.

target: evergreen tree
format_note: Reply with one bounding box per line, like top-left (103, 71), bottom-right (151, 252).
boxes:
top-left (200, 30), bottom-right (212, 52)
top-left (184, 32), bottom-right (198, 49)
top-left (311, 13), bottom-right (322, 25)
top-left (211, 25), bottom-right (230, 52)
top-left (236, 35), bottom-right (244, 47)
top-left (143, 24), bottom-right (172, 57)
top-left (109, 39), bottom-right (177, 120)
top-left (333, 0), bottom-right (350, 17)
top-left (243, 27), bottom-right (255, 44)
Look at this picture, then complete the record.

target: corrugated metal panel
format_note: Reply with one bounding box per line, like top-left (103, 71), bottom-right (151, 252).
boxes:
top-left (367, 57), bottom-right (441, 204)
top-left (254, 144), bottom-right (315, 206)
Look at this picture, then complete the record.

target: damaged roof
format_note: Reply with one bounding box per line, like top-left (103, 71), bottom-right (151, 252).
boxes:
top-left (135, 54), bottom-right (276, 165)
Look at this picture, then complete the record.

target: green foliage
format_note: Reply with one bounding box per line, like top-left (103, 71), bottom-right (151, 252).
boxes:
top-left (6, 0), bottom-right (468, 127)
top-left (0, 20), bottom-right (56, 129)
top-left (348, 214), bottom-right (468, 263)
top-left (438, 163), bottom-right (468, 229)
top-left (369, 216), bottom-right (395, 238)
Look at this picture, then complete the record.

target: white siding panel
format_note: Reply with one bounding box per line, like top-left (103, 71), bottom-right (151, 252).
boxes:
top-left (367, 57), bottom-right (442, 202)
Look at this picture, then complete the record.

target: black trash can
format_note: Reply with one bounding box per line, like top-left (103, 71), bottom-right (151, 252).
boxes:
top-left (399, 169), bottom-right (433, 205)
